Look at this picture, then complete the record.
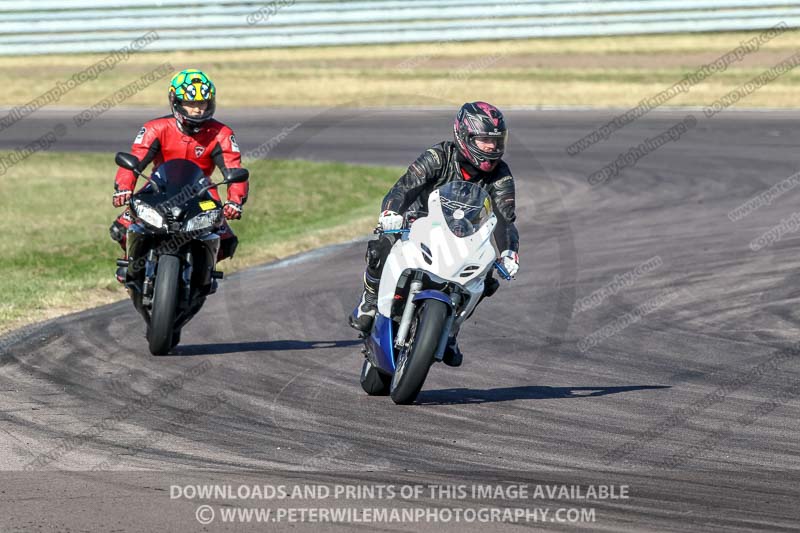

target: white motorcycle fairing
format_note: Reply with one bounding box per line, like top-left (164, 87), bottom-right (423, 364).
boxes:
top-left (377, 188), bottom-right (498, 328)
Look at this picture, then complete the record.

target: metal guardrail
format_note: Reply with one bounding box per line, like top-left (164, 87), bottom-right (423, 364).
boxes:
top-left (1, 0), bottom-right (799, 55)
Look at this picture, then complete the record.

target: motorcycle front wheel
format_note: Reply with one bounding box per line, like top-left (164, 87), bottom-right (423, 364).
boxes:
top-left (390, 299), bottom-right (448, 405)
top-left (148, 254), bottom-right (181, 355)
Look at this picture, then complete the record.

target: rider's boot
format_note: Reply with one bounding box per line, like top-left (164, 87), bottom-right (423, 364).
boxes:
top-left (442, 336), bottom-right (464, 367)
top-left (349, 272), bottom-right (380, 332)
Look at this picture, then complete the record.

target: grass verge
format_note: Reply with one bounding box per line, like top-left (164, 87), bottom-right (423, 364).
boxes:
top-left (0, 151), bottom-right (401, 335)
top-left (2, 32), bottom-right (800, 108)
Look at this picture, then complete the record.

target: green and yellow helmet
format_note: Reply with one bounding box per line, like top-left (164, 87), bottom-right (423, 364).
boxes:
top-left (168, 69), bottom-right (216, 132)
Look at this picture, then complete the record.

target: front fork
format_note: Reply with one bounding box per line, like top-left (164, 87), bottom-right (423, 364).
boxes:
top-left (142, 249), bottom-right (157, 306)
top-left (393, 279), bottom-right (461, 362)
top-left (394, 279), bottom-right (422, 350)
top-left (142, 251), bottom-right (192, 308)
top-left (181, 251), bottom-right (193, 303)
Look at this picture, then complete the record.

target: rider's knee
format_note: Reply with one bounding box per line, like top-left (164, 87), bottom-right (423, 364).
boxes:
top-left (219, 234), bottom-right (239, 260)
top-left (365, 236), bottom-right (393, 270)
top-left (109, 220), bottom-right (126, 243)
top-left (483, 275), bottom-right (500, 298)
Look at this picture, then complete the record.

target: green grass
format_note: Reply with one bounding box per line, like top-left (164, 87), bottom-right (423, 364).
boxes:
top-left (0, 151), bottom-right (401, 333)
top-left (2, 31), bottom-right (800, 108)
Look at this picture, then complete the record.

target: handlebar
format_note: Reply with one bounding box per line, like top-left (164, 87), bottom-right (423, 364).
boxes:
top-left (494, 260), bottom-right (513, 281)
top-left (376, 228), bottom-right (410, 235)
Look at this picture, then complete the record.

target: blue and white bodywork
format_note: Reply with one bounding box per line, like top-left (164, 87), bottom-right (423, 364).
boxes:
top-left (363, 181), bottom-right (501, 376)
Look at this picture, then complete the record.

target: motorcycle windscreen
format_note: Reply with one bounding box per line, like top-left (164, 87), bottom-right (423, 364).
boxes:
top-left (437, 181), bottom-right (492, 238)
top-left (151, 159), bottom-right (208, 197)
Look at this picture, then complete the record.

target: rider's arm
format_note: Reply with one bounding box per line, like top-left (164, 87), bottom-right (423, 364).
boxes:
top-left (381, 145), bottom-right (445, 213)
top-left (211, 126), bottom-right (248, 206)
top-left (114, 122), bottom-right (162, 192)
top-left (489, 165), bottom-right (520, 253)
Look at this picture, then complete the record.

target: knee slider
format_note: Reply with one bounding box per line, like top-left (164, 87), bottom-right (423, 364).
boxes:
top-left (365, 239), bottom-right (383, 269)
top-left (220, 235), bottom-right (239, 259)
top-left (483, 276), bottom-right (500, 298)
top-left (109, 220), bottom-right (126, 243)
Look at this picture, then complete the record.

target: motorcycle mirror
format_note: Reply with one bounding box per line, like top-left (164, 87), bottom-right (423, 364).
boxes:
top-left (115, 152), bottom-right (141, 172)
top-left (115, 152), bottom-right (161, 193)
top-left (195, 168), bottom-right (249, 198)
top-left (224, 168), bottom-right (249, 184)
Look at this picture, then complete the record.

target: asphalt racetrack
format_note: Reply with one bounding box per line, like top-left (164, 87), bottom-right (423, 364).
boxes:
top-left (1, 107), bottom-right (799, 531)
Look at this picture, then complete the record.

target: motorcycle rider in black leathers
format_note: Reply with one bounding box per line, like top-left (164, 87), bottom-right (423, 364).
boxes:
top-left (348, 102), bottom-right (521, 367)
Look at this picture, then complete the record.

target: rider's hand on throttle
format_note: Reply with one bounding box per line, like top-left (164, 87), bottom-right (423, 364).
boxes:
top-left (378, 210), bottom-right (403, 231)
top-left (500, 250), bottom-right (519, 278)
top-left (113, 190), bottom-right (132, 207)
top-left (223, 201), bottom-right (243, 220)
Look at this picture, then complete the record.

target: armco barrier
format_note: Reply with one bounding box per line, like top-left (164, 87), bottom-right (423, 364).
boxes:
top-left (0, 0), bottom-right (799, 55)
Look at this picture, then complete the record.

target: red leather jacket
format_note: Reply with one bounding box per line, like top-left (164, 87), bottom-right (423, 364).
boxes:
top-left (114, 116), bottom-right (249, 205)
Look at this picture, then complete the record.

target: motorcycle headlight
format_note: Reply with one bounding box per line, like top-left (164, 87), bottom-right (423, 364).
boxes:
top-left (183, 209), bottom-right (221, 232)
top-left (132, 199), bottom-right (165, 229)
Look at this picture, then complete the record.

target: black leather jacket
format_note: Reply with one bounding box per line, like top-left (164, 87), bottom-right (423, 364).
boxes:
top-left (382, 141), bottom-right (519, 253)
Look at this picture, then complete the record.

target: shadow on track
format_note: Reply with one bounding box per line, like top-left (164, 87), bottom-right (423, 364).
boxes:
top-left (172, 339), bottom-right (361, 356)
top-left (416, 385), bottom-right (670, 405)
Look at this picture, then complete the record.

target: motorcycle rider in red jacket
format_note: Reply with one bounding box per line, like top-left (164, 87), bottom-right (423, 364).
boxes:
top-left (110, 69), bottom-right (248, 282)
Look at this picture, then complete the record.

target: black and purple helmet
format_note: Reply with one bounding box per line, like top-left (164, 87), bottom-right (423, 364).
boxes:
top-left (453, 101), bottom-right (507, 172)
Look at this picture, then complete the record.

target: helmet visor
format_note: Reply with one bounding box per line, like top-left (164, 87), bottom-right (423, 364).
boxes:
top-left (179, 99), bottom-right (210, 115)
top-left (469, 131), bottom-right (507, 157)
top-left (174, 96), bottom-right (215, 126)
